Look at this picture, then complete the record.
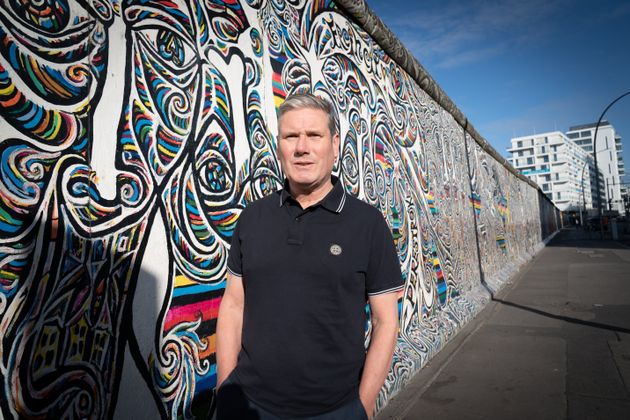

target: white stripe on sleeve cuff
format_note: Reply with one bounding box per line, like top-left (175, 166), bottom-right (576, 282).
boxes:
top-left (367, 284), bottom-right (404, 296)
top-left (226, 266), bottom-right (242, 277)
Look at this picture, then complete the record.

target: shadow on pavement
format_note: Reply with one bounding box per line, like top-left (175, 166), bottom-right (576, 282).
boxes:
top-left (491, 298), bottom-right (630, 335)
top-left (544, 227), bottom-right (630, 249)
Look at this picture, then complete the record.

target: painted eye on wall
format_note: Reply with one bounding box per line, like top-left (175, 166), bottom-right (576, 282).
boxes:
top-left (251, 173), bottom-right (278, 198)
top-left (200, 155), bottom-right (233, 194)
top-left (156, 29), bottom-right (186, 67)
top-left (7, 0), bottom-right (94, 33)
top-left (136, 27), bottom-right (197, 69)
top-left (282, 58), bottom-right (311, 95)
top-left (10, 0), bottom-right (70, 31)
top-left (342, 152), bottom-right (358, 180)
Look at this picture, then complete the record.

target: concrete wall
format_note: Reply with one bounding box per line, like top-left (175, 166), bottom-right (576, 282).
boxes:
top-left (0, 0), bottom-right (560, 418)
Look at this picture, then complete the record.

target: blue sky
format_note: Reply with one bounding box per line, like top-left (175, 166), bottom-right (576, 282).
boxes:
top-left (366, 0), bottom-right (630, 183)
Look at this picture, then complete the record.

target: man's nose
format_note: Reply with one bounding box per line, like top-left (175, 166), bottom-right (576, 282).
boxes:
top-left (294, 134), bottom-right (309, 155)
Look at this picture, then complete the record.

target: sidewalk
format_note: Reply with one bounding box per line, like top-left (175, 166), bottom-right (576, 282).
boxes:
top-left (378, 227), bottom-right (630, 420)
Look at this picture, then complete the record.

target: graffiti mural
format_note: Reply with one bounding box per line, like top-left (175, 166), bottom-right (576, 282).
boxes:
top-left (466, 137), bottom-right (541, 291)
top-left (0, 0), bottom-right (560, 418)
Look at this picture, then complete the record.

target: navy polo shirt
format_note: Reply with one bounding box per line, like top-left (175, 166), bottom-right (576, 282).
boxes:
top-left (226, 177), bottom-right (403, 417)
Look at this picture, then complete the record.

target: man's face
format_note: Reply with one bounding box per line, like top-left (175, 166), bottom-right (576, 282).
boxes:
top-left (278, 107), bottom-right (340, 195)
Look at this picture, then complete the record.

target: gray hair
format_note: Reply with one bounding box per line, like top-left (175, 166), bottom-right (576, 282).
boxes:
top-left (278, 93), bottom-right (339, 136)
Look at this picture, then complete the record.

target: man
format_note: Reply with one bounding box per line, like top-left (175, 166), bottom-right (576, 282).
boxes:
top-left (215, 93), bottom-right (403, 419)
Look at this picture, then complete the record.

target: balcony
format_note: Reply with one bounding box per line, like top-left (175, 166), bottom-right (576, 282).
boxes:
top-left (507, 145), bottom-right (535, 153)
top-left (552, 175), bottom-right (569, 183)
top-left (513, 159), bottom-right (536, 168)
top-left (522, 168), bottom-right (550, 176)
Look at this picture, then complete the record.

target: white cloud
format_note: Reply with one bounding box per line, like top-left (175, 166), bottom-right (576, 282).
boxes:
top-left (378, 0), bottom-right (570, 68)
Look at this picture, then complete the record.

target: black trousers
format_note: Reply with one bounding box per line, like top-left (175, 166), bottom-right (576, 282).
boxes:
top-left (214, 376), bottom-right (368, 420)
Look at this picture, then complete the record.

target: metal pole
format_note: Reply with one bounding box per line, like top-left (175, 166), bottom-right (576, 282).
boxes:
top-left (580, 160), bottom-right (588, 226)
top-left (606, 178), bottom-right (611, 211)
top-left (593, 90), bottom-right (630, 239)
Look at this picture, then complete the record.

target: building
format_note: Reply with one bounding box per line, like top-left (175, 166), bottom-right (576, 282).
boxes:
top-left (566, 121), bottom-right (623, 213)
top-left (508, 131), bottom-right (593, 212)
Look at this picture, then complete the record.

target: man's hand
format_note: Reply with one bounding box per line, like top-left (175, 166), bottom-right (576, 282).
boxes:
top-left (359, 292), bottom-right (400, 419)
top-left (216, 272), bottom-right (245, 388)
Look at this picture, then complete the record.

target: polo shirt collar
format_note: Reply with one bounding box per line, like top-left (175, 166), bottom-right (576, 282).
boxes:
top-left (279, 176), bottom-right (346, 213)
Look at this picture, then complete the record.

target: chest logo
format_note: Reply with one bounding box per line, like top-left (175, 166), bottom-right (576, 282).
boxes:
top-left (329, 244), bottom-right (342, 256)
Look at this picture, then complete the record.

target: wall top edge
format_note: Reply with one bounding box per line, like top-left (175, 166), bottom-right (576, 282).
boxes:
top-left (334, 0), bottom-right (547, 198)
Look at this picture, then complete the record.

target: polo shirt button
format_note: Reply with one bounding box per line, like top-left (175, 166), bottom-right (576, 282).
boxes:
top-left (295, 217), bottom-right (301, 222)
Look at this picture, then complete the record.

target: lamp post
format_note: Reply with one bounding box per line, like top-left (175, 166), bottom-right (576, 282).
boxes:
top-left (606, 178), bottom-right (611, 211)
top-left (592, 90), bottom-right (630, 239)
top-left (580, 159), bottom-right (589, 226)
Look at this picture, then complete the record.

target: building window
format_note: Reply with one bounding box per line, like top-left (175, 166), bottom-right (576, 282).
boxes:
top-left (557, 192), bottom-right (562, 200)
top-left (517, 141), bottom-right (523, 148)
top-left (517, 151), bottom-right (523, 157)
top-left (581, 131), bottom-right (590, 137)
top-left (527, 157), bottom-right (533, 165)
top-left (584, 146), bottom-right (593, 151)
top-left (542, 156), bottom-right (549, 162)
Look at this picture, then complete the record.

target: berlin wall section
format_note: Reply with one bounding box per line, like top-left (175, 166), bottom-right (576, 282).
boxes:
top-left (0, 1), bottom-right (559, 418)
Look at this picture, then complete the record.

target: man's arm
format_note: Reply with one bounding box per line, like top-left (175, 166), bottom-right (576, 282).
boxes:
top-left (359, 292), bottom-right (399, 419)
top-left (215, 272), bottom-right (244, 388)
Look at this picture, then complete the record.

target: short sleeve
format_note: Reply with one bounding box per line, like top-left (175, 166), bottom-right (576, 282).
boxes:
top-left (366, 212), bottom-right (404, 296)
top-left (226, 210), bottom-right (245, 277)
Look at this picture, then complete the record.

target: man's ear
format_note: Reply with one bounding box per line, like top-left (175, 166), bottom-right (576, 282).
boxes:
top-left (333, 133), bottom-right (340, 161)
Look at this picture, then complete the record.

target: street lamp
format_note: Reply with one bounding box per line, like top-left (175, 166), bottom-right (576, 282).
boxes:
top-left (592, 90), bottom-right (630, 238)
top-left (606, 178), bottom-right (613, 211)
top-left (580, 158), bottom-right (589, 226)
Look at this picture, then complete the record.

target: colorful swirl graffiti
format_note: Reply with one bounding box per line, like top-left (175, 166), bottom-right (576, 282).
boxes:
top-left (0, 0), bottom-right (560, 418)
